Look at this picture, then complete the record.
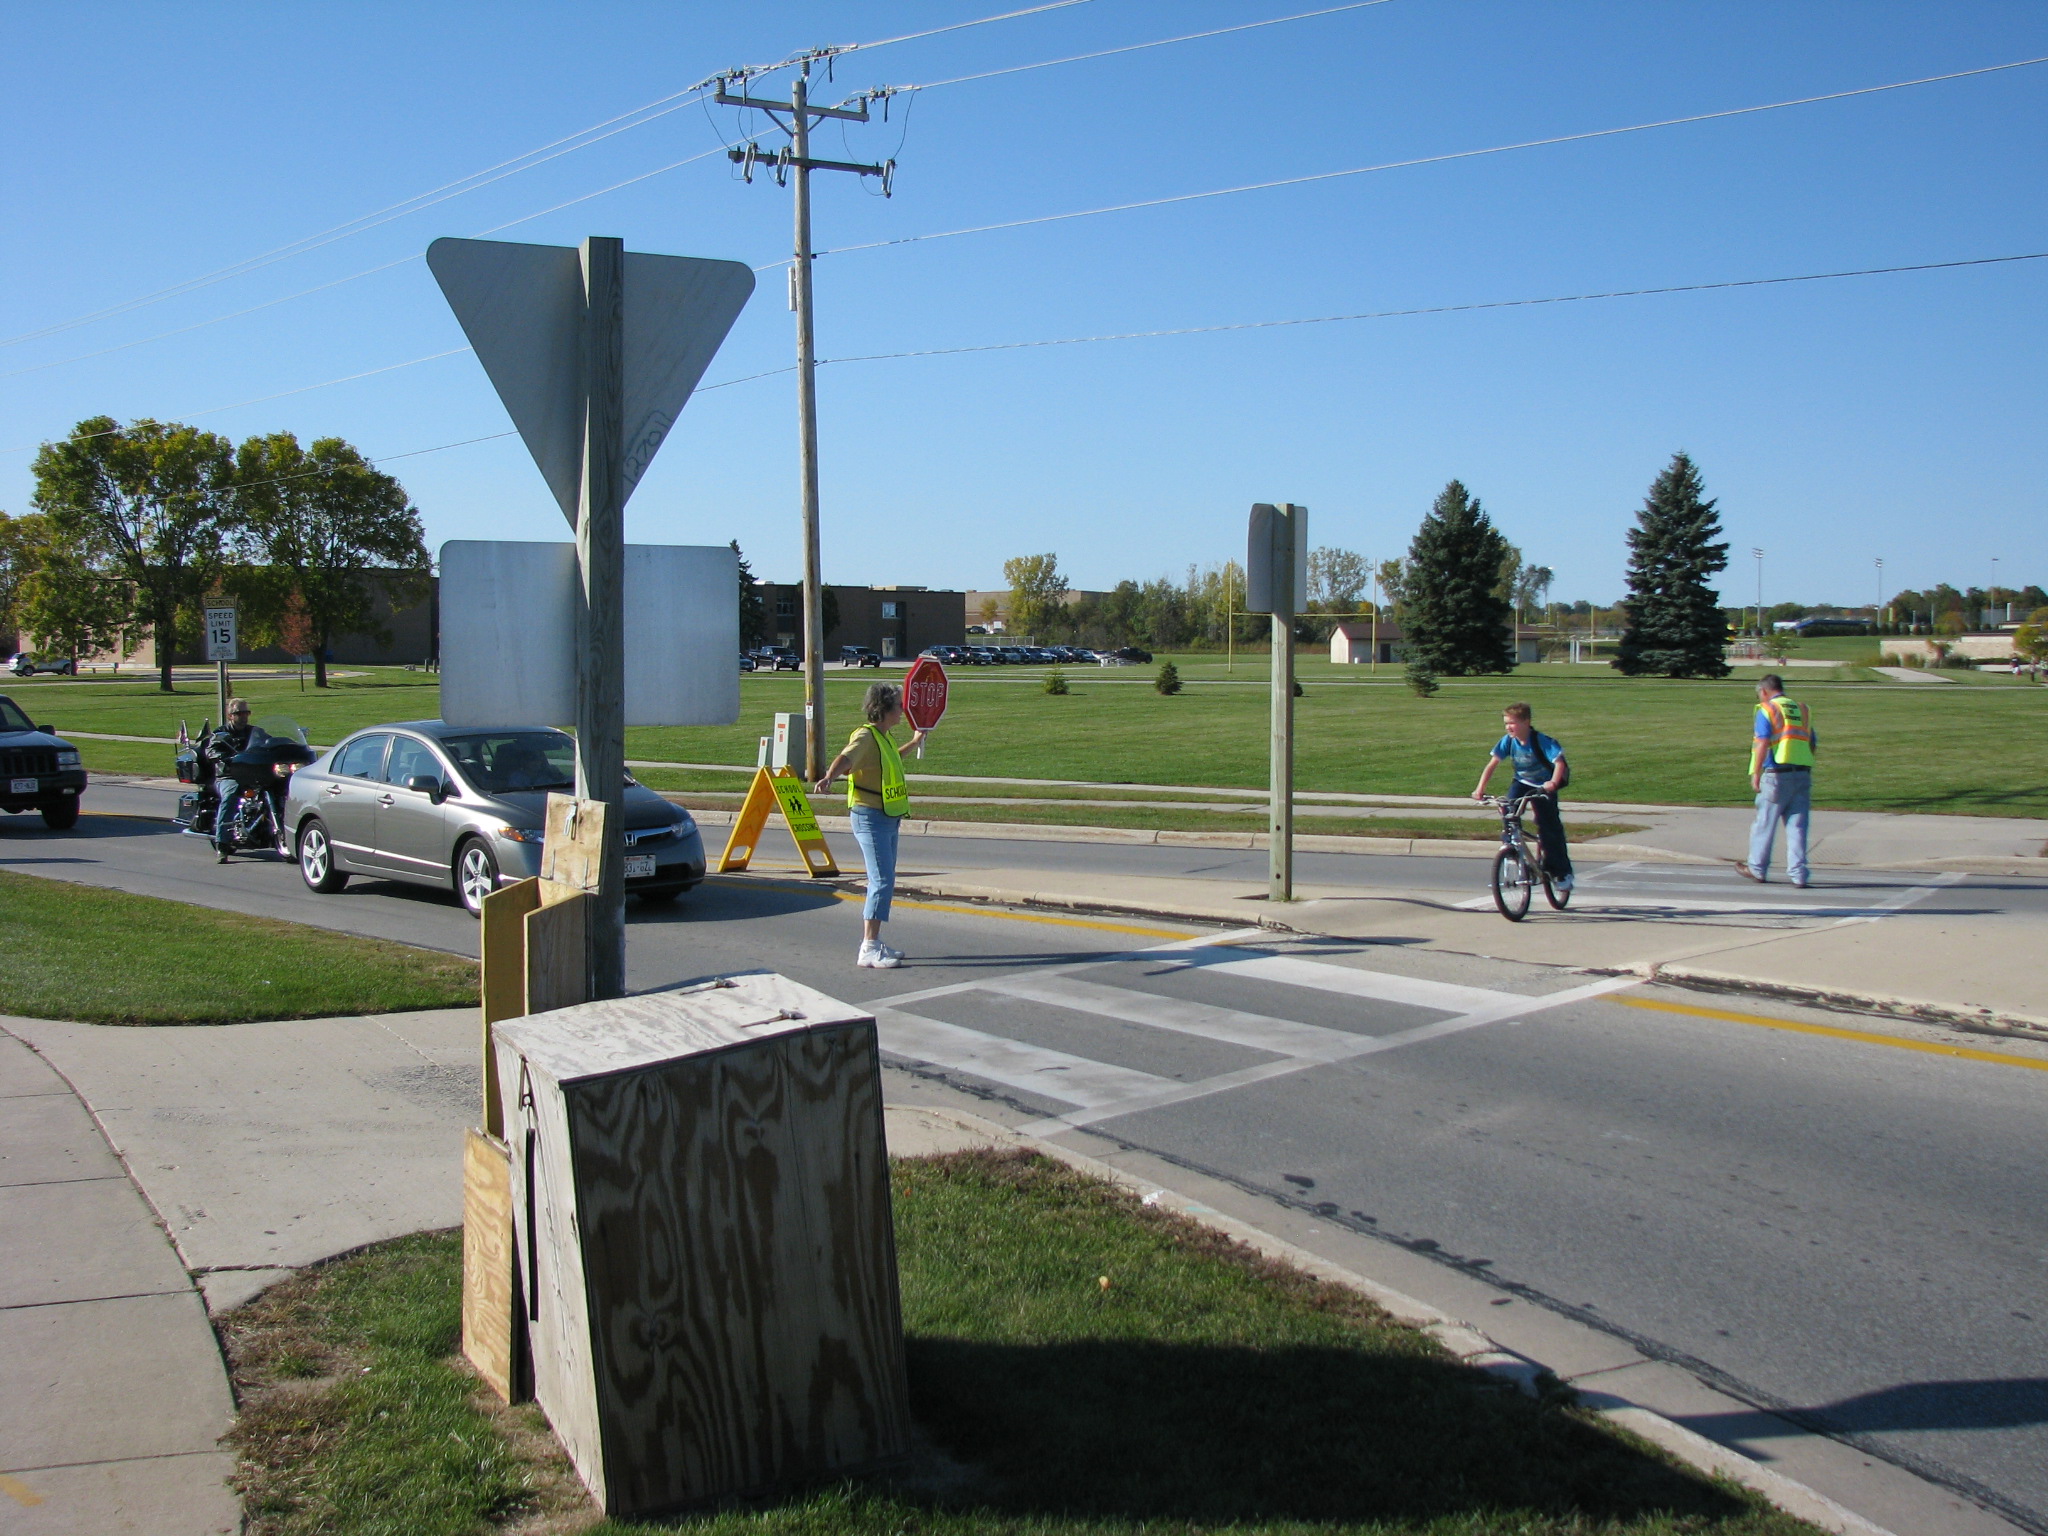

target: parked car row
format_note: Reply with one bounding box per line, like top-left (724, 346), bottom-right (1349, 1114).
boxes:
top-left (8, 653), bottom-right (76, 677)
top-left (919, 644), bottom-right (1150, 667)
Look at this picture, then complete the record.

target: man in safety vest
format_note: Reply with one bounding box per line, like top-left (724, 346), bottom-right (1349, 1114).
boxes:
top-left (1738, 673), bottom-right (1816, 886)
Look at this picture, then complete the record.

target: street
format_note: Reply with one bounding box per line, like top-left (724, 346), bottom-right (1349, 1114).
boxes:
top-left (5, 787), bottom-right (2047, 1532)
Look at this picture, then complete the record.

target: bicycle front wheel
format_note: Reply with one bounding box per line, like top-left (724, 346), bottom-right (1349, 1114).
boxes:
top-left (1492, 846), bottom-right (1533, 921)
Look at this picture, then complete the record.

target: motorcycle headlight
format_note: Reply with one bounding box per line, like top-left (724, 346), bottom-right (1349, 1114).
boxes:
top-left (56, 750), bottom-right (80, 767)
top-left (272, 761), bottom-right (295, 778)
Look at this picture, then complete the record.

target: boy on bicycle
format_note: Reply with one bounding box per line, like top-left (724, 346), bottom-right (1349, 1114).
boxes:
top-left (1471, 702), bottom-right (1573, 891)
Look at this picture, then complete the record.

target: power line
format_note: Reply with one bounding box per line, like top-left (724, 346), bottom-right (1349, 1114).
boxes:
top-left (1, 1), bottom-right (1089, 354)
top-left (897, 0), bottom-right (1397, 93)
top-left (812, 54), bottom-right (2048, 261)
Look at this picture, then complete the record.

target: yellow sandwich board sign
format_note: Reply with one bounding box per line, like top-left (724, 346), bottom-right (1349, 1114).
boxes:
top-left (716, 767), bottom-right (839, 877)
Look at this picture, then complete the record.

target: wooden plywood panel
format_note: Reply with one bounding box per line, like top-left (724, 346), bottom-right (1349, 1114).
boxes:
top-left (461, 1128), bottom-right (522, 1402)
top-left (570, 1022), bottom-right (907, 1514)
top-left (479, 877), bottom-right (543, 1136)
top-left (540, 793), bottom-right (609, 892)
top-left (525, 890), bottom-right (588, 1016)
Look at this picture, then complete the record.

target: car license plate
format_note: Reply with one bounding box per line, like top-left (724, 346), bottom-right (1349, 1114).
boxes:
top-left (9, 777), bottom-right (35, 795)
top-left (624, 854), bottom-right (656, 880)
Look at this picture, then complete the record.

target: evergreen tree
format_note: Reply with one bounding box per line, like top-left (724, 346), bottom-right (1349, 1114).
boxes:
top-left (730, 540), bottom-right (767, 648)
top-left (1402, 480), bottom-right (1515, 675)
top-left (1615, 452), bottom-right (1730, 678)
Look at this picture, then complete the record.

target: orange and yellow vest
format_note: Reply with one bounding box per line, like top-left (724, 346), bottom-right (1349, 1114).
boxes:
top-left (1757, 696), bottom-right (1816, 768)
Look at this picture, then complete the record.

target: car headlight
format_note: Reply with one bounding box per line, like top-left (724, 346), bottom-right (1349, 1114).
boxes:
top-left (672, 810), bottom-right (696, 832)
top-left (56, 750), bottom-right (80, 767)
top-left (498, 824), bottom-right (545, 844)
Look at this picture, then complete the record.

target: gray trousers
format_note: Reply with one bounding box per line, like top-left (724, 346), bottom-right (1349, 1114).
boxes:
top-left (1748, 768), bottom-right (1811, 882)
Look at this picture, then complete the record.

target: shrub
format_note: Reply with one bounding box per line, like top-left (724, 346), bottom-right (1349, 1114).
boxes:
top-left (1043, 667), bottom-right (1069, 695)
top-left (1155, 661), bottom-right (1182, 696)
top-left (1405, 661), bottom-right (1440, 698)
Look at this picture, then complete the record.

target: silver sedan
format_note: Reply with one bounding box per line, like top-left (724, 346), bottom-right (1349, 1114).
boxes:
top-left (286, 719), bottom-right (705, 915)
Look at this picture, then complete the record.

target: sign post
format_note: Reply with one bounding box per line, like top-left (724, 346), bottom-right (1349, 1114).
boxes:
top-left (428, 236), bottom-right (753, 998)
top-left (1246, 503), bottom-right (1306, 903)
top-left (203, 604), bottom-right (238, 727)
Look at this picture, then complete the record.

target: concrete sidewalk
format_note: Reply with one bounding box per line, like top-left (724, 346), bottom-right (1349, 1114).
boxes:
top-left (0, 1030), bottom-right (237, 1536)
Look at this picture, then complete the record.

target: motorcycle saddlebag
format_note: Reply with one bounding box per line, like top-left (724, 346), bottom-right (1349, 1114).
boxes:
top-left (175, 792), bottom-right (202, 826)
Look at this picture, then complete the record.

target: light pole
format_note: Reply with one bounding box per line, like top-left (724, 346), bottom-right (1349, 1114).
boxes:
top-left (1875, 557), bottom-right (1884, 627)
top-left (1751, 547), bottom-right (1764, 637)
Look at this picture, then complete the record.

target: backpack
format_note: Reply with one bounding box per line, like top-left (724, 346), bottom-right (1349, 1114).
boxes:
top-left (1533, 734), bottom-right (1571, 791)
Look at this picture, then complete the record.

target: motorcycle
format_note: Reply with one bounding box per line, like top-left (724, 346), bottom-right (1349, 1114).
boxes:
top-left (173, 717), bottom-right (316, 861)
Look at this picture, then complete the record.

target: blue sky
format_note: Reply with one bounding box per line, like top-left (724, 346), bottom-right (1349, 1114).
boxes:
top-left (3, 1), bottom-right (2043, 608)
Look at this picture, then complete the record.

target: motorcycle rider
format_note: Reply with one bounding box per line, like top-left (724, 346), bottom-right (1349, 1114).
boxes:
top-left (196, 699), bottom-right (255, 837)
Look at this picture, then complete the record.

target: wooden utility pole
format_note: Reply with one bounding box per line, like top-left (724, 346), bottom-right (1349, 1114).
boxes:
top-left (576, 236), bottom-right (627, 998)
top-left (717, 57), bottom-right (895, 784)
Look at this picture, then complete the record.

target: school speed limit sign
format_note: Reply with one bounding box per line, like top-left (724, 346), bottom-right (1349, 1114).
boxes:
top-left (204, 606), bottom-right (239, 662)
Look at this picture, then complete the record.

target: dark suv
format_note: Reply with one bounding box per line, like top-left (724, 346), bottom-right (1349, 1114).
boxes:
top-left (0, 694), bottom-right (87, 829)
top-left (758, 647), bottom-right (802, 672)
top-left (838, 645), bottom-right (881, 668)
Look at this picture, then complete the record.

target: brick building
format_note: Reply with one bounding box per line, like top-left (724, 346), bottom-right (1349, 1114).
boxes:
top-left (759, 584), bottom-right (966, 659)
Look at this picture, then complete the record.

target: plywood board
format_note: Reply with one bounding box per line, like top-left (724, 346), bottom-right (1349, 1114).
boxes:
top-left (480, 877), bottom-right (544, 1136)
top-left (540, 794), bottom-right (608, 892)
top-left (462, 1128), bottom-right (522, 1402)
top-left (524, 893), bottom-right (588, 1017)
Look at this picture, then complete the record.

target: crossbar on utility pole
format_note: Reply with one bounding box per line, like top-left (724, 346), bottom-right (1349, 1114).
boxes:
top-left (717, 62), bottom-right (894, 785)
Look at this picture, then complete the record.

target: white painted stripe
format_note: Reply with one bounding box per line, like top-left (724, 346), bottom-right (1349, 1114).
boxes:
top-left (1450, 892), bottom-right (1890, 916)
top-left (1182, 950), bottom-right (1512, 1014)
top-left (1015, 974), bottom-right (1643, 1136)
top-left (984, 972), bottom-right (1358, 1059)
top-left (876, 1008), bottom-right (1171, 1109)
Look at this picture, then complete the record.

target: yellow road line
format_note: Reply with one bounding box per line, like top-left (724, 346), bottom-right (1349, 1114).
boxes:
top-left (1613, 993), bottom-right (2048, 1073)
top-left (0, 1474), bottom-right (43, 1507)
top-left (702, 873), bottom-right (1197, 941)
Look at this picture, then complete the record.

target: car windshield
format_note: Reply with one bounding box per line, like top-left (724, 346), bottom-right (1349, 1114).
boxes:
top-left (441, 731), bottom-right (577, 794)
top-left (0, 698), bottom-right (32, 731)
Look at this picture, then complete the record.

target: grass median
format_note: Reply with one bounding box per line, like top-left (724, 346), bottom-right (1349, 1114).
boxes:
top-left (221, 1150), bottom-right (1820, 1536)
top-left (22, 656), bottom-right (2046, 817)
top-left (0, 869), bottom-right (475, 1023)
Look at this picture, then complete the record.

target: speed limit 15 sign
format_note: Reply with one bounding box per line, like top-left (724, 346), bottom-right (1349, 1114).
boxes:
top-left (203, 607), bottom-right (238, 663)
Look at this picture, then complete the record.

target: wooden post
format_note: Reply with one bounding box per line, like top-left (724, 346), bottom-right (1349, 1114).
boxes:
top-left (577, 236), bottom-right (627, 1000)
top-left (1268, 504), bottom-right (1301, 903)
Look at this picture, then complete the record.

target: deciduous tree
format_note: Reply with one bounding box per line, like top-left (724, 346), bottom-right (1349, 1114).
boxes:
top-left (32, 417), bottom-right (240, 691)
top-left (234, 433), bottom-right (427, 687)
top-left (1615, 452), bottom-right (1731, 678)
top-left (1003, 553), bottom-right (1070, 641)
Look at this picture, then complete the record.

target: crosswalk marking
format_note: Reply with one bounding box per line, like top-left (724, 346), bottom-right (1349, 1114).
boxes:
top-left (983, 972), bottom-right (1359, 1059)
top-left (1182, 950), bottom-right (1514, 1014)
top-left (875, 1007), bottom-right (1172, 1108)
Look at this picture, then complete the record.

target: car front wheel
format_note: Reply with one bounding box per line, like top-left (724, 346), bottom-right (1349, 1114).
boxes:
top-left (41, 799), bottom-right (79, 831)
top-left (455, 838), bottom-right (499, 917)
top-left (298, 819), bottom-right (349, 893)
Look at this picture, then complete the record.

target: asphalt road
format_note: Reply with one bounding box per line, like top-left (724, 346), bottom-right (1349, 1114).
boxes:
top-left (6, 788), bottom-right (2047, 1531)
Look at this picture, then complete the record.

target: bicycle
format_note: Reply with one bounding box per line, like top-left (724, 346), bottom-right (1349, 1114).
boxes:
top-left (1481, 792), bottom-right (1570, 920)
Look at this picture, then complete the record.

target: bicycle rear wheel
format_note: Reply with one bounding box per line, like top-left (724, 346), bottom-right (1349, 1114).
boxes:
top-left (1491, 846), bottom-right (1533, 920)
top-left (1542, 867), bottom-right (1571, 909)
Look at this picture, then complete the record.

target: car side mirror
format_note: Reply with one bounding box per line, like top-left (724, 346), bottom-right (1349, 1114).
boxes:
top-left (38, 724), bottom-right (54, 735)
top-left (406, 773), bottom-right (446, 803)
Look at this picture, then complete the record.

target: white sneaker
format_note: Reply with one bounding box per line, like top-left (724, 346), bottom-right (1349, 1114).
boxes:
top-left (876, 942), bottom-right (905, 963)
top-left (1556, 873), bottom-right (1574, 893)
top-left (858, 941), bottom-right (900, 969)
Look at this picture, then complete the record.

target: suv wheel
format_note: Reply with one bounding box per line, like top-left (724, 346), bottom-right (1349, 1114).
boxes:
top-left (40, 800), bottom-right (79, 831)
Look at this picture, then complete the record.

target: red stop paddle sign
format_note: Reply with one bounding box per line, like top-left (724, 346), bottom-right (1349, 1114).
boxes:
top-left (902, 657), bottom-right (949, 731)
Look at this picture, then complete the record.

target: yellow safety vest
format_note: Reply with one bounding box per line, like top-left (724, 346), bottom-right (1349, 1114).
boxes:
top-left (1758, 697), bottom-right (1815, 767)
top-left (851, 725), bottom-right (910, 817)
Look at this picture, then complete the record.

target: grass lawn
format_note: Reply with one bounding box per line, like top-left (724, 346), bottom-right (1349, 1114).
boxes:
top-left (221, 1151), bottom-right (1819, 1536)
top-left (22, 657), bottom-right (2047, 817)
top-left (0, 870), bottom-right (476, 1023)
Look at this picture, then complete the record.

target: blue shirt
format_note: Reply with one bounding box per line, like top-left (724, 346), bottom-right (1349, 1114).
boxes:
top-left (1493, 730), bottom-right (1564, 789)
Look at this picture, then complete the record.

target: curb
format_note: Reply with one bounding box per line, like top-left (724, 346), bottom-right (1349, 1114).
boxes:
top-left (1632, 963), bottom-right (2048, 1041)
top-left (895, 1103), bottom-right (1895, 1536)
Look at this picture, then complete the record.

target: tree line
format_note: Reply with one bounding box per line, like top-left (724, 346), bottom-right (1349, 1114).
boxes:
top-left (0, 416), bottom-right (429, 690)
top-left (994, 451), bottom-right (1729, 683)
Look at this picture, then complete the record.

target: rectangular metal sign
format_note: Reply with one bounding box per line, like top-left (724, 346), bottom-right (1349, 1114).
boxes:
top-left (439, 540), bottom-right (739, 728)
top-left (203, 606), bottom-right (238, 662)
top-left (1243, 503), bottom-right (1308, 614)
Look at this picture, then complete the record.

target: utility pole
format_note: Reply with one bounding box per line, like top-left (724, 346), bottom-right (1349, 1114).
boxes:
top-left (577, 235), bottom-right (627, 999)
top-left (1751, 547), bottom-right (1764, 637)
top-left (715, 55), bottom-right (895, 783)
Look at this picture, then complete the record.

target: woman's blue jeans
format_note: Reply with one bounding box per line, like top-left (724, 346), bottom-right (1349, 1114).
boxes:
top-left (848, 805), bottom-right (901, 923)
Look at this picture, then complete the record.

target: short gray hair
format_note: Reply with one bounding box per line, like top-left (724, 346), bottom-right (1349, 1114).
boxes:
top-left (1758, 673), bottom-right (1784, 693)
top-left (862, 682), bottom-right (902, 724)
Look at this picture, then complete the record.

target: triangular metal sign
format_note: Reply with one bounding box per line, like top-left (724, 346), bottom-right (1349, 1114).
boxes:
top-left (427, 237), bottom-right (755, 525)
